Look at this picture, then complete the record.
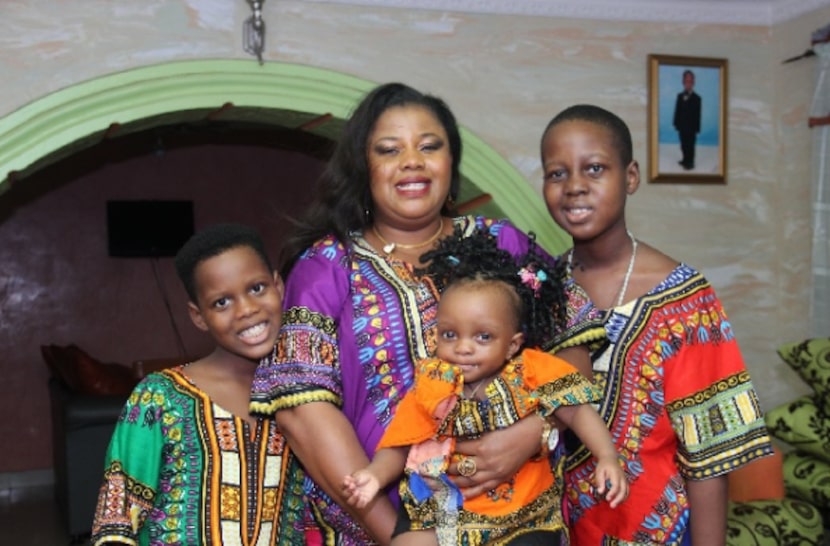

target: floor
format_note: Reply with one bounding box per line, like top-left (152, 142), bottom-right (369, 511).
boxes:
top-left (0, 470), bottom-right (88, 546)
top-left (2, 470), bottom-right (829, 546)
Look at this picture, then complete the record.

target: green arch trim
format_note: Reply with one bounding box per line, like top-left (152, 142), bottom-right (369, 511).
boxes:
top-left (0, 59), bottom-right (567, 252)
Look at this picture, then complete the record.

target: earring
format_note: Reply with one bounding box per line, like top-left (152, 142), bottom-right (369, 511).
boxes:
top-left (445, 195), bottom-right (456, 211)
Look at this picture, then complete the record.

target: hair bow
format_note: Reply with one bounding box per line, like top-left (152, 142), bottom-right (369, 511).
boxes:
top-left (518, 266), bottom-right (547, 296)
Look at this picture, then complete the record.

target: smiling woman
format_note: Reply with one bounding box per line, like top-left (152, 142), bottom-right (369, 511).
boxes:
top-left (248, 82), bottom-right (604, 545)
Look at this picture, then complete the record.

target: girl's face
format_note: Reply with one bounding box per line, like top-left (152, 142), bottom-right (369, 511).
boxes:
top-left (435, 282), bottom-right (523, 386)
top-left (188, 246), bottom-right (284, 363)
top-left (541, 119), bottom-right (639, 243)
top-left (367, 104), bottom-right (453, 230)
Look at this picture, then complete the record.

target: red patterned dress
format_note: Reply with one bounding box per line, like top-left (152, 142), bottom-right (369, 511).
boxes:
top-left (564, 264), bottom-right (773, 545)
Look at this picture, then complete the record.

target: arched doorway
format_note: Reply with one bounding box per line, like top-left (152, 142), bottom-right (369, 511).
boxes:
top-left (0, 59), bottom-right (566, 252)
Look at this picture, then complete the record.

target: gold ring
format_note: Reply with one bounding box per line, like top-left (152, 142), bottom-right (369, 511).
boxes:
top-left (457, 456), bottom-right (477, 478)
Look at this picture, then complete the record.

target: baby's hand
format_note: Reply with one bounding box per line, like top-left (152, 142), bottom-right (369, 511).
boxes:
top-left (342, 469), bottom-right (380, 509)
top-left (592, 457), bottom-right (629, 509)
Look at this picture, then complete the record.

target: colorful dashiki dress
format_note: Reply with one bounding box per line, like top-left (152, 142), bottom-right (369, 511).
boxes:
top-left (564, 264), bottom-right (774, 545)
top-left (90, 366), bottom-right (306, 546)
top-left (378, 349), bottom-right (598, 545)
top-left (249, 215), bottom-right (605, 545)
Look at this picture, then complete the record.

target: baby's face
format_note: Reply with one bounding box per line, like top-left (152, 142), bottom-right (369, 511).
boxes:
top-left (435, 283), bottom-right (522, 386)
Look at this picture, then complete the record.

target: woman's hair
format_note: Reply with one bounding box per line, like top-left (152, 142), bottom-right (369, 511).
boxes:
top-left (174, 222), bottom-right (272, 303)
top-left (541, 104), bottom-right (633, 166)
top-left (420, 227), bottom-right (567, 349)
top-left (279, 82), bottom-right (463, 276)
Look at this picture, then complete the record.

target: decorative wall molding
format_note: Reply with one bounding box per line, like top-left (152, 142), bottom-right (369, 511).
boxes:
top-left (0, 60), bottom-right (569, 253)
top-left (301, 0), bottom-right (830, 26)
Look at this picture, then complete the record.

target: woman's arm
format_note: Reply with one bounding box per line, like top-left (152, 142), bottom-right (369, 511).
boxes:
top-left (277, 402), bottom-right (397, 545)
top-left (687, 476), bottom-right (727, 546)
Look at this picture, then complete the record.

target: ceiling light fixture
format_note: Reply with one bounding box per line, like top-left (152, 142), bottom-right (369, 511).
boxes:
top-left (243, 0), bottom-right (266, 65)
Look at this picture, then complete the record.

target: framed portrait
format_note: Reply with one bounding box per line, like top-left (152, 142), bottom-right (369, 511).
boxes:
top-left (647, 54), bottom-right (728, 184)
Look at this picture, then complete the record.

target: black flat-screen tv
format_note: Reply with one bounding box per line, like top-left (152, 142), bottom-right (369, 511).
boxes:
top-left (107, 200), bottom-right (194, 257)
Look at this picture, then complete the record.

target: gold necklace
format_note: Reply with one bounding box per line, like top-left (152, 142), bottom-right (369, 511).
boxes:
top-left (372, 218), bottom-right (444, 256)
top-left (465, 379), bottom-right (487, 399)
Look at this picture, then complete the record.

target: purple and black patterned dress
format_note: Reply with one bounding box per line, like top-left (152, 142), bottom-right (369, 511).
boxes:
top-left (250, 215), bottom-right (603, 545)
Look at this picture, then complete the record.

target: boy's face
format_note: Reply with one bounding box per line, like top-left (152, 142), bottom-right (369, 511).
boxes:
top-left (435, 283), bottom-right (523, 386)
top-left (188, 246), bottom-right (284, 362)
top-left (541, 119), bottom-right (639, 243)
top-left (683, 72), bottom-right (695, 92)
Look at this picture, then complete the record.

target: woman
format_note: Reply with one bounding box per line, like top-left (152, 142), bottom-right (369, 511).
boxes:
top-left (250, 83), bottom-right (603, 545)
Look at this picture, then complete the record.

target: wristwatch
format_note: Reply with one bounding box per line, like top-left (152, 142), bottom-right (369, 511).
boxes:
top-left (533, 415), bottom-right (559, 460)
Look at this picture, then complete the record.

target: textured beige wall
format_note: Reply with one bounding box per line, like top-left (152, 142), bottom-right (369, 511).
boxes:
top-left (1, 1), bottom-right (827, 411)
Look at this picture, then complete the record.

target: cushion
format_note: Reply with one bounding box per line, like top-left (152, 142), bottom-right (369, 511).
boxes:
top-left (41, 344), bottom-right (137, 397)
top-left (42, 344), bottom-right (84, 391)
top-left (726, 498), bottom-right (825, 546)
top-left (782, 450), bottom-right (830, 522)
top-left (777, 338), bottom-right (830, 411)
top-left (764, 395), bottom-right (830, 465)
top-left (727, 444), bottom-right (785, 502)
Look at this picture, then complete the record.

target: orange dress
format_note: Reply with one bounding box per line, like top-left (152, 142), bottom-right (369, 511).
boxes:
top-left (378, 348), bottom-right (597, 545)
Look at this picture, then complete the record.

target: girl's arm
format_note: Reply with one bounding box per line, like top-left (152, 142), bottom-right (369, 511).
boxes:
top-left (277, 402), bottom-right (397, 545)
top-left (554, 344), bottom-right (593, 380)
top-left (687, 476), bottom-right (728, 546)
top-left (555, 403), bottom-right (628, 507)
top-left (343, 447), bottom-right (408, 509)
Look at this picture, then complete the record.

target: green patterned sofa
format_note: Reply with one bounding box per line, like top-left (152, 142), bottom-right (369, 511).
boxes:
top-left (726, 338), bottom-right (830, 545)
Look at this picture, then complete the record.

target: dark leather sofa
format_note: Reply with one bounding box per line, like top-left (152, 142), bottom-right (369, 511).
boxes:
top-left (48, 376), bottom-right (126, 539)
top-left (42, 345), bottom-right (191, 540)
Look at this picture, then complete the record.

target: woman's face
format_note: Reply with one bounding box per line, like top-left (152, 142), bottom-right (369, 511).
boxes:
top-left (367, 104), bottom-right (453, 230)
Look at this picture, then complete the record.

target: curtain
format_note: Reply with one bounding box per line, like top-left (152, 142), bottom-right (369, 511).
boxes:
top-left (809, 43), bottom-right (830, 337)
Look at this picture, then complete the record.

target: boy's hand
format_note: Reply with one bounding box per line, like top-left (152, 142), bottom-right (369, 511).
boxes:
top-left (342, 470), bottom-right (380, 509)
top-left (592, 457), bottom-right (629, 509)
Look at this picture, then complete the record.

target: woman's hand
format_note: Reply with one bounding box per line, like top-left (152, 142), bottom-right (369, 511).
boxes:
top-left (448, 415), bottom-right (543, 498)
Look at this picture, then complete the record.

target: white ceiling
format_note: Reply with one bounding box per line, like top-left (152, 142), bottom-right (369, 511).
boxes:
top-left (302, 0), bottom-right (830, 26)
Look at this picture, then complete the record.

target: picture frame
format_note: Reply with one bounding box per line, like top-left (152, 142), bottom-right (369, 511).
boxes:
top-left (647, 54), bottom-right (728, 184)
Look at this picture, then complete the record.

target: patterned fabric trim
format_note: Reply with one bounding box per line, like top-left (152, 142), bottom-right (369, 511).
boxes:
top-left (669, 370), bottom-right (772, 479)
top-left (250, 307), bottom-right (342, 414)
top-left (92, 460), bottom-right (154, 546)
top-left (536, 373), bottom-right (600, 416)
top-left (543, 264), bottom-right (606, 353)
top-left (250, 389), bottom-right (341, 414)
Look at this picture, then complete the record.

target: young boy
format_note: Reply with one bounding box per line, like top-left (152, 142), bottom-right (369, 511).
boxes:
top-left (540, 104), bottom-right (773, 545)
top-left (90, 223), bottom-right (306, 546)
top-left (673, 69), bottom-right (701, 170)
